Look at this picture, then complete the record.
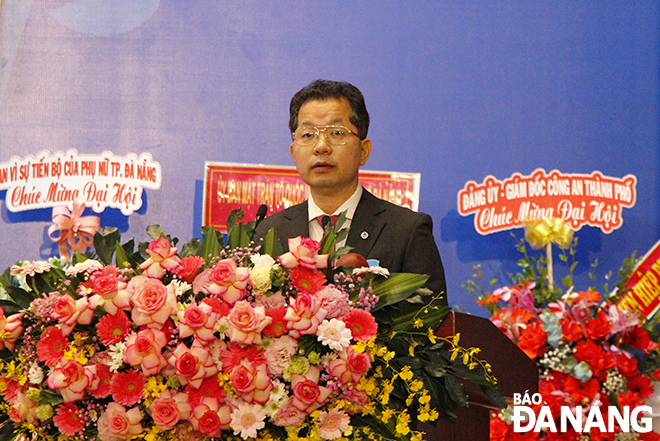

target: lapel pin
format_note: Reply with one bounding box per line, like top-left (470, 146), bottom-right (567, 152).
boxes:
top-left (360, 231), bottom-right (369, 240)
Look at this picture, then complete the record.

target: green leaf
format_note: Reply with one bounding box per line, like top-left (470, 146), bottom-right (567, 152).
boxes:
top-left (481, 384), bottom-right (508, 409)
top-left (115, 242), bottom-right (131, 269)
top-left (0, 300), bottom-right (22, 316)
top-left (180, 238), bottom-right (202, 258)
top-left (259, 228), bottom-right (284, 258)
top-left (5, 287), bottom-right (33, 309)
top-left (146, 225), bottom-right (164, 240)
top-left (372, 273), bottom-right (429, 311)
top-left (227, 223), bottom-right (251, 249)
top-left (200, 226), bottom-right (224, 261)
top-left (445, 375), bottom-right (469, 407)
top-left (94, 227), bottom-right (121, 265)
top-left (227, 208), bottom-right (245, 230)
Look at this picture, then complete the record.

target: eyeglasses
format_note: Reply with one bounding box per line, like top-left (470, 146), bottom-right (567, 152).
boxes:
top-left (292, 126), bottom-right (360, 147)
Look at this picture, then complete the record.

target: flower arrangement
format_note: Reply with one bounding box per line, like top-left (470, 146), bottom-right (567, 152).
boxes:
top-left (0, 209), bottom-right (502, 441)
top-left (465, 218), bottom-right (660, 441)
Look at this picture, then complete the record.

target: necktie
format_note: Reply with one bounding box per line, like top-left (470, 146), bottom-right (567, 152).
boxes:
top-left (316, 215), bottom-right (339, 230)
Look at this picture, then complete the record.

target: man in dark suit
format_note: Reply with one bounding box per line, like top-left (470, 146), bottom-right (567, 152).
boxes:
top-left (255, 80), bottom-right (447, 303)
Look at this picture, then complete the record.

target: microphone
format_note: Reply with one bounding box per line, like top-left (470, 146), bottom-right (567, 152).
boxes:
top-left (254, 204), bottom-right (268, 230)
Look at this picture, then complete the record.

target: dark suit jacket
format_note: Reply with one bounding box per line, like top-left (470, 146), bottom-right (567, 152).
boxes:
top-left (255, 190), bottom-right (447, 304)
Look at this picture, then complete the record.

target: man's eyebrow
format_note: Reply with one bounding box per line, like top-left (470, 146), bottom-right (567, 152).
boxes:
top-left (299, 118), bottom-right (344, 126)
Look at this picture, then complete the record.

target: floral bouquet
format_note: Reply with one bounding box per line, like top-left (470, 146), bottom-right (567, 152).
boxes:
top-left (0, 209), bottom-right (501, 441)
top-left (466, 218), bottom-right (660, 441)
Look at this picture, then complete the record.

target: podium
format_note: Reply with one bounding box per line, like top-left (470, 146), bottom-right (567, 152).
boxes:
top-left (422, 312), bottom-right (539, 441)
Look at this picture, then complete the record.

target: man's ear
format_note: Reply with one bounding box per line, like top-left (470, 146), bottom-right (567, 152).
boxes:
top-left (290, 143), bottom-right (297, 165)
top-left (359, 138), bottom-right (372, 166)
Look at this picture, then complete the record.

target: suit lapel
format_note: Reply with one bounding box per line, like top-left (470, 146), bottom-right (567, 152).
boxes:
top-left (281, 201), bottom-right (310, 243)
top-left (347, 190), bottom-right (386, 257)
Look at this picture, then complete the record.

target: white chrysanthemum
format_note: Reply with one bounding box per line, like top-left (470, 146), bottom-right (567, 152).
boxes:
top-left (230, 403), bottom-right (267, 439)
top-left (28, 364), bottom-right (44, 384)
top-left (264, 379), bottom-right (288, 416)
top-left (170, 279), bottom-right (192, 296)
top-left (249, 265), bottom-right (272, 293)
top-left (250, 253), bottom-right (278, 270)
top-left (108, 342), bottom-right (126, 372)
top-left (316, 319), bottom-right (352, 351)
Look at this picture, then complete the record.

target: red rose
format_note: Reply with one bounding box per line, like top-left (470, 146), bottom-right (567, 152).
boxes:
top-left (584, 310), bottom-right (610, 340)
top-left (176, 352), bottom-right (200, 379)
top-left (91, 266), bottom-right (120, 296)
top-left (517, 322), bottom-right (547, 359)
top-left (175, 256), bottom-right (205, 283)
top-left (197, 410), bottom-right (221, 436)
top-left (293, 379), bottom-right (321, 405)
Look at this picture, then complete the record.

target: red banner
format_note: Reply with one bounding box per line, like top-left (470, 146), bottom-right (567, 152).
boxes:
top-left (457, 169), bottom-right (637, 235)
top-left (203, 162), bottom-right (420, 232)
top-left (618, 239), bottom-right (660, 319)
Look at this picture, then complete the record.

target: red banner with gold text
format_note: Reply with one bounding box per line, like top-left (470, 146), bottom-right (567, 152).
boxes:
top-left (203, 162), bottom-right (420, 232)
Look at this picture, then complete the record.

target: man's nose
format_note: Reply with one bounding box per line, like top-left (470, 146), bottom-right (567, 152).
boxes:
top-left (312, 135), bottom-right (332, 154)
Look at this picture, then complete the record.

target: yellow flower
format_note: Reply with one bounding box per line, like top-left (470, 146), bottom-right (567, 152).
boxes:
top-left (413, 318), bottom-right (423, 329)
top-left (381, 408), bottom-right (395, 423)
top-left (399, 366), bottom-right (413, 381)
top-left (408, 341), bottom-right (419, 357)
top-left (395, 411), bottom-right (411, 436)
top-left (410, 380), bottom-right (423, 392)
top-left (383, 351), bottom-right (396, 362)
top-left (427, 328), bottom-right (437, 344)
top-left (452, 333), bottom-right (461, 345)
top-left (419, 393), bottom-right (430, 405)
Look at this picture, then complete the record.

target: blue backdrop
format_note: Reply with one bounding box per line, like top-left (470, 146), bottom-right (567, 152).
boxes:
top-left (1, 1), bottom-right (658, 315)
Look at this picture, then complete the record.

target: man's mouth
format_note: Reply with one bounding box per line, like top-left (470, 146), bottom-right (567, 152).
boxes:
top-left (312, 162), bottom-right (333, 170)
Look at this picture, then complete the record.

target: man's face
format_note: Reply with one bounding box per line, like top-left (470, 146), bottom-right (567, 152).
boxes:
top-left (290, 98), bottom-right (371, 198)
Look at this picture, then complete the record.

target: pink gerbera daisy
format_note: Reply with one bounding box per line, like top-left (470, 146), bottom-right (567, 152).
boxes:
top-left (110, 369), bottom-right (146, 406)
top-left (342, 309), bottom-right (378, 341)
top-left (318, 407), bottom-right (350, 439)
top-left (317, 319), bottom-right (352, 351)
top-left (230, 403), bottom-right (267, 439)
top-left (97, 312), bottom-right (132, 345)
top-left (289, 267), bottom-right (326, 294)
top-left (36, 326), bottom-right (67, 366)
top-left (53, 403), bottom-right (85, 436)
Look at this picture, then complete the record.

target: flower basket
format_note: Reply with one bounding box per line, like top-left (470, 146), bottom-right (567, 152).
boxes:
top-left (0, 209), bottom-right (503, 441)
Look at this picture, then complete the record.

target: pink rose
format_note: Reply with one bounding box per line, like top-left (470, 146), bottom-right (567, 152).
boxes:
top-left (128, 276), bottom-right (177, 329)
top-left (178, 302), bottom-right (220, 343)
top-left (168, 341), bottom-right (218, 389)
top-left (226, 301), bottom-right (272, 345)
top-left (189, 397), bottom-right (232, 436)
top-left (46, 359), bottom-right (94, 402)
top-left (149, 390), bottom-right (192, 431)
top-left (52, 293), bottom-right (94, 336)
top-left (0, 307), bottom-right (23, 351)
top-left (284, 292), bottom-right (328, 338)
top-left (278, 236), bottom-right (329, 269)
top-left (97, 402), bottom-right (143, 441)
top-left (290, 365), bottom-right (331, 413)
top-left (139, 238), bottom-right (181, 278)
top-left (8, 391), bottom-right (38, 423)
top-left (328, 346), bottom-right (371, 384)
top-left (88, 266), bottom-right (130, 315)
top-left (206, 259), bottom-right (249, 305)
top-left (124, 328), bottom-right (168, 376)
top-left (228, 360), bottom-right (273, 404)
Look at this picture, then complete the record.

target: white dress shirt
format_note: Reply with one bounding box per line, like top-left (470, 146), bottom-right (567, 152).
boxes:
top-left (307, 185), bottom-right (363, 248)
